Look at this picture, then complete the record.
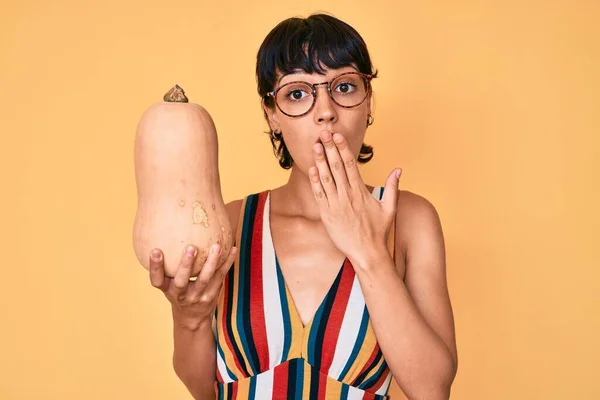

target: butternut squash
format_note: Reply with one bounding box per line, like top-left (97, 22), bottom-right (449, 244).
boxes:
top-left (132, 85), bottom-right (233, 278)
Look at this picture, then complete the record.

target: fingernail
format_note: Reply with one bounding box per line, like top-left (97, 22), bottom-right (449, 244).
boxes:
top-left (211, 244), bottom-right (221, 255)
top-left (333, 133), bottom-right (343, 143)
top-left (151, 249), bottom-right (162, 261)
top-left (186, 246), bottom-right (197, 257)
top-left (396, 169), bottom-right (402, 179)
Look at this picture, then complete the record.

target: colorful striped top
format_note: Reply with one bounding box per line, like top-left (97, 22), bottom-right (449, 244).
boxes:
top-left (214, 186), bottom-right (397, 399)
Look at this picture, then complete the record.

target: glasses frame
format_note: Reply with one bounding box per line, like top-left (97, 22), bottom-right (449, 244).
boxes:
top-left (265, 71), bottom-right (373, 117)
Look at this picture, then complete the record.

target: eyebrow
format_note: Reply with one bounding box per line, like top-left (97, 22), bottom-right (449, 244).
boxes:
top-left (277, 69), bottom-right (306, 85)
top-left (276, 66), bottom-right (361, 86)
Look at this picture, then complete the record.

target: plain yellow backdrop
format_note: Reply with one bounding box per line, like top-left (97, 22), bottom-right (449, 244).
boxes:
top-left (1, 0), bottom-right (599, 399)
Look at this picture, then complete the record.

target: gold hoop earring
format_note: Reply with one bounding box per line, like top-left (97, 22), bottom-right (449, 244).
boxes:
top-left (366, 114), bottom-right (374, 127)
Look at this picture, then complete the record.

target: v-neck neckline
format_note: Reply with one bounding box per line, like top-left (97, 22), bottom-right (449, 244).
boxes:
top-left (266, 189), bottom-right (347, 330)
top-left (265, 188), bottom-right (378, 330)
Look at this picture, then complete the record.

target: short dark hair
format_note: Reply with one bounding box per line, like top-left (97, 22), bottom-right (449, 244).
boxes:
top-left (256, 13), bottom-right (378, 169)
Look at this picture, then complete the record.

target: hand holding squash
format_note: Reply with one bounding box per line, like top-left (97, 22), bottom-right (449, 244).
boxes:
top-left (148, 243), bottom-right (238, 327)
top-left (133, 85), bottom-right (233, 278)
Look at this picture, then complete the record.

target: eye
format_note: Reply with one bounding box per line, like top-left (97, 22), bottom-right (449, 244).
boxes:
top-left (286, 89), bottom-right (309, 101)
top-left (335, 81), bottom-right (357, 94)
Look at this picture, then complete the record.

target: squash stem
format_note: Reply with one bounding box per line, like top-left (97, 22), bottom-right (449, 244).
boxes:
top-left (163, 84), bottom-right (189, 103)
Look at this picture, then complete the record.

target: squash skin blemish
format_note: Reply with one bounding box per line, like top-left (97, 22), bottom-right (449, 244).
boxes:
top-left (191, 201), bottom-right (209, 227)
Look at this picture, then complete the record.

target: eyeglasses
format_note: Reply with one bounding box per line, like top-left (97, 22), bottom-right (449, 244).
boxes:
top-left (265, 71), bottom-right (373, 117)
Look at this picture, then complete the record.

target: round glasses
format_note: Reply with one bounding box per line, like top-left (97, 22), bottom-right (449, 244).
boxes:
top-left (265, 72), bottom-right (373, 117)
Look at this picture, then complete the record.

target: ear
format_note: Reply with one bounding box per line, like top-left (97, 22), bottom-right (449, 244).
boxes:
top-left (366, 90), bottom-right (373, 116)
top-left (262, 101), bottom-right (281, 133)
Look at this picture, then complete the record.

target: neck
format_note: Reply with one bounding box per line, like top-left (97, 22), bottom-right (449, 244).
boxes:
top-left (273, 167), bottom-right (321, 221)
top-left (273, 166), bottom-right (373, 222)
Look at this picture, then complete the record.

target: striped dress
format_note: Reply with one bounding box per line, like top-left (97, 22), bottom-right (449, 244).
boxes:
top-left (214, 186), bottom-right (396, 399)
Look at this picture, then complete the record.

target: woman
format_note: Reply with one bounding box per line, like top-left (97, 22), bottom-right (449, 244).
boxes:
top-left (148, 13), bottom-right (458, 400)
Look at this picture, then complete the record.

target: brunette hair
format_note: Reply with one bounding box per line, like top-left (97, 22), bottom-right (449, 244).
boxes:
top-left (256, 13), bottom-right (378, 169)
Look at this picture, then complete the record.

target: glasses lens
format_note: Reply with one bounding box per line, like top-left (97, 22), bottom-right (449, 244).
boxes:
top-left (331, 73), bottom-right (369, 108)
top-left (275, 82), bottom-right (314, 116)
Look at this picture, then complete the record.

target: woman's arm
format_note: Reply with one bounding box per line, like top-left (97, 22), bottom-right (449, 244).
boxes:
top-left (172, 315), bottom-right (217, 399)
top-left (148, 242), bottom-right (237, 400)
top-left (166, 199), bottom-right (243, 399)
top-left (350, 190), bottom-right (457, 399)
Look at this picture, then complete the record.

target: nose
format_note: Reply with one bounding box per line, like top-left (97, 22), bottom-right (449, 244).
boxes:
top-left (313, 84), bottom-right (337, 124)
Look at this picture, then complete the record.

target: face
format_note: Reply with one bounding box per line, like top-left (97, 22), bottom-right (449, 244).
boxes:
top-left (263, 64), bottom-right (372, 175)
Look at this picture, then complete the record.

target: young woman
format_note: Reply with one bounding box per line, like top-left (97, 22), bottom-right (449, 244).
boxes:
top-left (148, 13), bottom-right (458, 400)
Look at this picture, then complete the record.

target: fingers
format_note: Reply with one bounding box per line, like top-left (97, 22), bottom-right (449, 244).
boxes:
top-left (189, 243), bottom-right (223, 295)
top-left (332, 132), bottom-right (363, 190)
top-left (320, 131), bottom-right (349, 195)
top-left (152, 243), bottom-right (239, 307)
top-left (172, 245), bottom-right (198, 298)
top-left (149, 248), bottom-right (170, 292)
top-left (200, 245), bottom-right (238, 301)
top-left (309, 166), bottom-right (328, 208)
top-left (383, 168), bottom-right (402, 213)
top-left (313, 131), bottom-right (338, 201)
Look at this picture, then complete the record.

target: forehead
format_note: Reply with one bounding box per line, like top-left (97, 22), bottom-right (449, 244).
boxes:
top-left (276, 64), bottom-right (359, 85)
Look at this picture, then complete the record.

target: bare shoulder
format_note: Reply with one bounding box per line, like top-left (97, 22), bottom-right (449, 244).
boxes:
top-left (396, 189), bottom-right (441, 225)
top-left (394, 189), bottom-right (445, 266)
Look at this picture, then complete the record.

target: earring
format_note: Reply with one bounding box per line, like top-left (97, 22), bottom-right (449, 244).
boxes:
top-left (366, 114), bottom-right (374, 127)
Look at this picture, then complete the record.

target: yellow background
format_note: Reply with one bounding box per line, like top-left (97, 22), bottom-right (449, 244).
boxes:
top-left (1, 0), bottom-right (599, 399)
